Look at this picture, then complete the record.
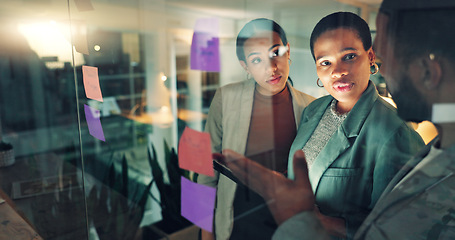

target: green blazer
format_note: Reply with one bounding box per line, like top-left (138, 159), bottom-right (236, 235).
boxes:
top-left (288, 81), bottom-right (425, 239)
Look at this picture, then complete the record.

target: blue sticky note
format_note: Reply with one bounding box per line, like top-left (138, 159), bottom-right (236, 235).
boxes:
top-left (84, 104), bottom-right (105, 142)
top-left (190, 18), bottom-right (220, 72)
top-left (181, 177), bottom-right (216, 232)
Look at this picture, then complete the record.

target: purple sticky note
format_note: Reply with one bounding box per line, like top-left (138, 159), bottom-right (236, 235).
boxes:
top-left (190, 18), bottom-right (220, 72)
top-left (84, 104), bottom-right (105, 142)
top-left (181, 177), bottom-right (216, 232)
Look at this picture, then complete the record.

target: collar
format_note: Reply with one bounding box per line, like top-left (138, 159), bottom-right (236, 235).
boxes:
top-left (340, 81), bottom-right (379, 138)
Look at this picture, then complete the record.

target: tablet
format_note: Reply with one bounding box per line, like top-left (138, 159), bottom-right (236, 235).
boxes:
top-left (213, 159), bottom-right (242, 184)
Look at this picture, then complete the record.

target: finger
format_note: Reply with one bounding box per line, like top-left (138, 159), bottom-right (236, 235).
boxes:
top-left (222, 149), bottom-right (274, 195)
top-left (219, 149), bottom-right (249, 174)
top-left (214, 151), bottom-right (250, 173)
top-left (292, 150), bottom-right (310, 188)
top-left (213, 152), bottom-right (249, 183)
top-left (291, 150), bottom-right (316, 211)
top-left (223, 150), bottom-right (273, 179)
top-left (214, 150), bottom-right (251, 184)
top-left (212, 152), bottom-right (225, 163)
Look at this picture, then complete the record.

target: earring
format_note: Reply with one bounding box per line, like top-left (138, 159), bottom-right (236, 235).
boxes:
top-left (317, 78), bottom-right (324, 88)
top-left (370, 62), bottom-right (379, 75)
top-left (288, 58), bottom-right (292, 65)
top-left (247, 73), bottom-right (252, 80)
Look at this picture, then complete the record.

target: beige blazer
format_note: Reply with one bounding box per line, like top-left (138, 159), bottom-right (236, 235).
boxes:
top-left (198, 79), bottom-right (314, 240)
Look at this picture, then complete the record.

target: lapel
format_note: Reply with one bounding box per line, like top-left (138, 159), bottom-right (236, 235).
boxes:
top-left (309, 128), bottom-right (351, 192)
top-left (288, 83), bottom-right (314, 128)
top-left (293, 97), bottom-right (331, 149)
top-left (287, 96), bottom-right (331, 180)
top-left (234, 80), bottom-right (255, 154)
top-left (308, 82), bottom-right (378, 193)
top-left (289, 85), bottom-right (303, 128)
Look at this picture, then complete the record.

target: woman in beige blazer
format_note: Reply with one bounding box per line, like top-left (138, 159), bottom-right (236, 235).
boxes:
top-left (198, 18), bottom-right (314, 240)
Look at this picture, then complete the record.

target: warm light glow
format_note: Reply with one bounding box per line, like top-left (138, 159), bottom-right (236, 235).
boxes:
top-left (17, 21), bottom-right (85, 66)
top-left (160, 72), bottom-right (168, 81)
top-left (94, 45), bottom-right (101, 51)
top-left (160, 106), bottom-right (170, 112)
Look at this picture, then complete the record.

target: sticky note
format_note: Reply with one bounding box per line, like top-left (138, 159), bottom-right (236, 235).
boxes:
top-left (181, 177), bottom-right (216, 232)
top-left (178, 127), bottom-right (213, 176)
top-left (82, 65), bottom-right (103, 102)
top-left (72, 21), bottom-right (89, 55)
top-left (74, 0), bottom-right (94, 11)
top-left (190, 18), bottom-right (220, 72)
top-left (84, 104), bottom-right (105, 142)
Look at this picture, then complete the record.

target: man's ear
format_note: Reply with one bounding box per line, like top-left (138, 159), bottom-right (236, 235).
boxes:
top-left (240, 60), bottom-right (249, 72)
top-left (421, 55), bottom-right (442, 90)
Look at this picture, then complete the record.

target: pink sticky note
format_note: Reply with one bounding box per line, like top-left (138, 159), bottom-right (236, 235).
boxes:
top-left (82, 65), bottom-right (103, 102)
top-left (178, 127), bottom-right (213, 176)
top-left (181, 177), bottom-right (216, 232)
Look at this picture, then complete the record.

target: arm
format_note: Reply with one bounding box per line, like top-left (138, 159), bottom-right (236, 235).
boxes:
top-left (214, 150), bottom-right (330, 239)
top-left (214, 150), bottom-right (314, 225)
top-left (314, 206), bottom-right (347, 238)
top-left (372, 127), bottom-right (424, 205)
top-left (335, 121), bottom-right (425, 239)
top-left (273, 211), bottom-right (330, 240)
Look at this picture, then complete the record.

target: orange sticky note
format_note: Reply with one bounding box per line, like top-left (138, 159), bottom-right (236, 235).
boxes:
top-left (178, 127), bottom-right (213, 176)
top-left (82, 65), bottom-right (103, 102)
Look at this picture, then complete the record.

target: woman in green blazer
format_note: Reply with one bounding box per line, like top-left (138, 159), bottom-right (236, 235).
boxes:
top-left (287, 12), bottom-right (425, 239)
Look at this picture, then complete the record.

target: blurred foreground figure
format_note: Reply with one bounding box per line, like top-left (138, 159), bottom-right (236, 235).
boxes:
top-left (215, 0), bottom-right (455, 239)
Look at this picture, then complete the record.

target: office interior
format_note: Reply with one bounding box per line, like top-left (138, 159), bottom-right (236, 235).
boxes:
top-left (0, 0), bottom-right (438, 239)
